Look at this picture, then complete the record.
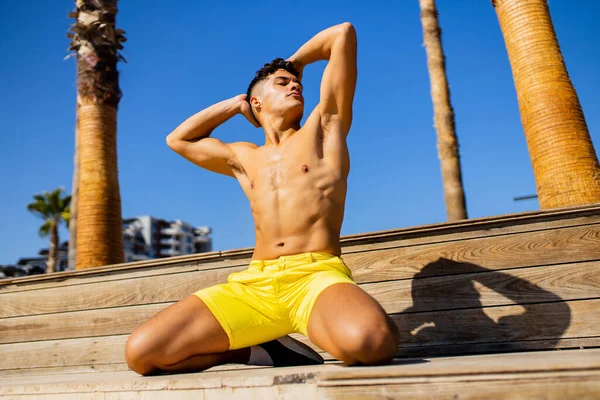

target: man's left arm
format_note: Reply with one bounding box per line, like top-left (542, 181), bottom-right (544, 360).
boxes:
top-left (288, 22), bottom-right (358, 134)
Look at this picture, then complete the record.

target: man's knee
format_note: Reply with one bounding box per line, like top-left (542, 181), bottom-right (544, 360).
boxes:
top-left (343, 320), bottom-right (398, 365)
top-left (125, 329), bottom-right (161, 376)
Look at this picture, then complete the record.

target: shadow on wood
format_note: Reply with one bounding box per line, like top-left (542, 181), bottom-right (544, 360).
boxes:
top-left (397, 258), bottom-right (571, 356)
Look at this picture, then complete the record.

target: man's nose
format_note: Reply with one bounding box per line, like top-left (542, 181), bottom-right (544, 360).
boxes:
top-left (290, 82), bottom-right (301, 92)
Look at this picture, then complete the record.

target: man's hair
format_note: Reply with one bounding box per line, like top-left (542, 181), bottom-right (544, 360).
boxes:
top-left (246, 58), bottom-right (300, 103)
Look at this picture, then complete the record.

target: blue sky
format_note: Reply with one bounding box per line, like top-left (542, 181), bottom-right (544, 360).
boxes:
top-left (1, 1), bottom-right (599, 265)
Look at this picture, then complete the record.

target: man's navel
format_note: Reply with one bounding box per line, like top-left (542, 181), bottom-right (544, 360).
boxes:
top-left (301, 164), bottom-right (309, 173)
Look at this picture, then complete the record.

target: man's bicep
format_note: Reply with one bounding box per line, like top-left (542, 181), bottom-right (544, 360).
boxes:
top-left (319, 23), bottom-right (357, 132)
top-left (169, 137), bottom-right (238, 177)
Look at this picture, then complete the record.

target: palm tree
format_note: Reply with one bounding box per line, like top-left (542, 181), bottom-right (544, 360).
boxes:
top-left (419, 0), bottom-right (468, 221)
top-left (492, 0), bottom-right (600, 209)
top-left (67, 0), bottom-right (126, 269)
top-left (68, 102), bottom-right (80, 270)
top-left (27, 189), bottom-right (71, 274)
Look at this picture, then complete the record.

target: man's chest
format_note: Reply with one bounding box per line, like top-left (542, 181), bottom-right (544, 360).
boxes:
top-left (246, 147), bottom-right (328, 191)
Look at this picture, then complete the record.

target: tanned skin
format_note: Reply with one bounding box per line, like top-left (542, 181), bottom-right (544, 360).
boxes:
top-left (125, 23), bottom-right (399, 376)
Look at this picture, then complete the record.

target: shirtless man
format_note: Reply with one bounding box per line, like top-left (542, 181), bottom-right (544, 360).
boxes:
top-left (125, 23), bottom-right (399, 376)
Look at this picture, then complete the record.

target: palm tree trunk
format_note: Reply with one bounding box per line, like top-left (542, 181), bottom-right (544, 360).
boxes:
top-left (47, 222), bottom-right (59, 274)
top-left (419, 0), bottom-right (468, 221)
top-left (68, 99), bottom-right (80, 270)
top-left (69, 0), bottom-right (126, 269)
top-left (76, 102), bottom-right (124, 268)
top-left (493, 0), bottom-right (600, 209)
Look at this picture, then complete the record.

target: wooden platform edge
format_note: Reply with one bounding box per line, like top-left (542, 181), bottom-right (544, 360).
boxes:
top-left (1, 349), bottom-right (599, 398)
top-left (2, 203), bottom-right (599, 288)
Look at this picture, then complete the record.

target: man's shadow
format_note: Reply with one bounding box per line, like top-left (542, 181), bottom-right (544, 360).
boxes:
top-left (396, 258), bottom-right (571, 357)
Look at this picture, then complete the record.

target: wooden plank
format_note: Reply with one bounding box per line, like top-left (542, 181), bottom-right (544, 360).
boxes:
top-left (0, 362), bottom-right (263, 380)
top-left (1, 299), bottom-right (599, 371)
top-left (395, 337), bottom-right (600, 358)
top-left (3, 261), bottom-right (598, 344)
top-left (391, 299), bottom-right (600, 349)
top-left (0, 303), bottom-right (167, 345)
top-left (300, 336), bottom-right (600, 362)
top-left (4, 349), bottom-right (598, 389)
top-left (4, 394), bottom-right (105, 400)
top-left (338, 203), bottom-right (600, 248)
top-left (0, 363), bottom-right (324, 394)
top-left (317, 348), bottom-right (600, 380)
top-left (2, 221), bottom-right (599, 318)
top-left (365, 261), bottom-right (600, 314)
top-left (0, 335), bottom-right (129, 371)
top-left (1, 349), bottom-right (599, 398)
top-left (0, 363), bottom-right (128, 378)
top-left (318, 376), bottom-right (600, 400)
top-left (106, 391), bottom-right (208, 400)
top-left (2, 204), bottom-right (599, 293)
top-left (0, 265), bottom-right (245, 318)
top-left (0, 257), bottom-right (250, 296)
top-left (348, 223), bottom-right (600, 283)
top-left (341, 212), bottom-right (600, 253)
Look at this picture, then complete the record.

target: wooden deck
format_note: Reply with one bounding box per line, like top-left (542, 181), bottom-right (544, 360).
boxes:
top-left (1, 350), bottom-right (599, 399)
top-left (1, 204), bottom-right (599, 398)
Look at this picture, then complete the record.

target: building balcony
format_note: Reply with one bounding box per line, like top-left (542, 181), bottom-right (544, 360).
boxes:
top-left (160, 238), bottom-right (180, 246)
top-left (161, 248), bottom-right (182, 256)
top-left (162, 227), bottom-right (184, 236)
top-left (194, 236), bottom-right (211, 243)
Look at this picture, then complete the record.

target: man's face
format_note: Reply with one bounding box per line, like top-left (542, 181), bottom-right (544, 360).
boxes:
top-left (253, 69), bottom-right (304, 120)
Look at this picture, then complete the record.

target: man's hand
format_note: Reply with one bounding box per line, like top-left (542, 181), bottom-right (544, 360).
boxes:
top-left (286, 58), bottom-right (305, 81)
top-left (235, 94), bottom-right (261, 128)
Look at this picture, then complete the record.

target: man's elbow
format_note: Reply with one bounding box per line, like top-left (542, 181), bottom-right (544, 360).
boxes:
top-left (339, 22), bottom-right (356, 41)
top-left (165, 134), bottom-right (179, 151)
top-left (334, 23), bottom-right (356, 51)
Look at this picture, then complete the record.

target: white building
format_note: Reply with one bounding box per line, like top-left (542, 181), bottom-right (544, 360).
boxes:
top-left (122, 216), bottom-right (212, 263)
top-left (3, 217), bottom-right (213, 276)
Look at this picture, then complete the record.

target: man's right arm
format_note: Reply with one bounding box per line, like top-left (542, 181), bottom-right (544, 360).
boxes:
top-left (166, 95), bottom-right (258, 177)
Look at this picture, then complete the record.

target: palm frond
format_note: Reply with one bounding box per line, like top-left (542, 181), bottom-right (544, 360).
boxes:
top-left (67, 0), bottom-right (126, 105)
top-left (49, 189), bottom-right (62, 214)
top-left (27, 197), bottom-right (51, 219)
top-left (29, 187), bottom-right (73, 232)
top-left (62, 206), bottom-right (71, 228)
top-left (38, 220), bottom-right (54, 238)
top-left (59, 194), bottom-right (72, 211)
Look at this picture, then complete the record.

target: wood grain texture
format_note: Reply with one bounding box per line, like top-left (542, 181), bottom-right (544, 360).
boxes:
top-left (394, 337), bottom-right (600, 358)
top-left (0, 303), bottom-right (167, 344)
top-left (1, 349), bottom-right (599, 398)
top-left (365, 261), bottom-right (600, 314)
top-left (0, 257), bottom-right (248, 296)
top-left (348, 223), bottom-right (600, 283)
top-left (2, 261), bottom-right (599, 345)
top-left (2, 223), bottom-right (598, 318)
top-left (0, 363), bottom-right (128, 378)
top-left (391, 299), bottom-right (598, 349)
top-left (319, 376), bottom-right (600, 400)
top-left (0, 266), bottom-right (245, 318)
top-left (2, 204), bottom-right (599, 291)
top-left (0, 335), bottom-right (129, 371)
top-left (1, 299), bottom-right (599, 370)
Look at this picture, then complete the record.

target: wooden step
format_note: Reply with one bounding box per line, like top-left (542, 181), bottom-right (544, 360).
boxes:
top-left (1, 204), bottom-right (599, 392)
top-left (0, 349), bottom-right (598, 399)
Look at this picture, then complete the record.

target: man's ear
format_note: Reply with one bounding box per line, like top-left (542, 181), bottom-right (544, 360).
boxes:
top-left (250, 95), bottom-right (262, 112)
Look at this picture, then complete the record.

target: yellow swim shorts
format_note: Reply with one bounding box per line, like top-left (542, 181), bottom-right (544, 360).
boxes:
top-left (192, 252), bottom-right (356, 350)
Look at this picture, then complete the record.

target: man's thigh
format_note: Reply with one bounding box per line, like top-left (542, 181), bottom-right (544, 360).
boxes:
top-left (195, 281), bottom-right (292, 350)
top-left (306, 283), bottom-right (396, 360)
top-left (126, 295), bottom-right (230, 366)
